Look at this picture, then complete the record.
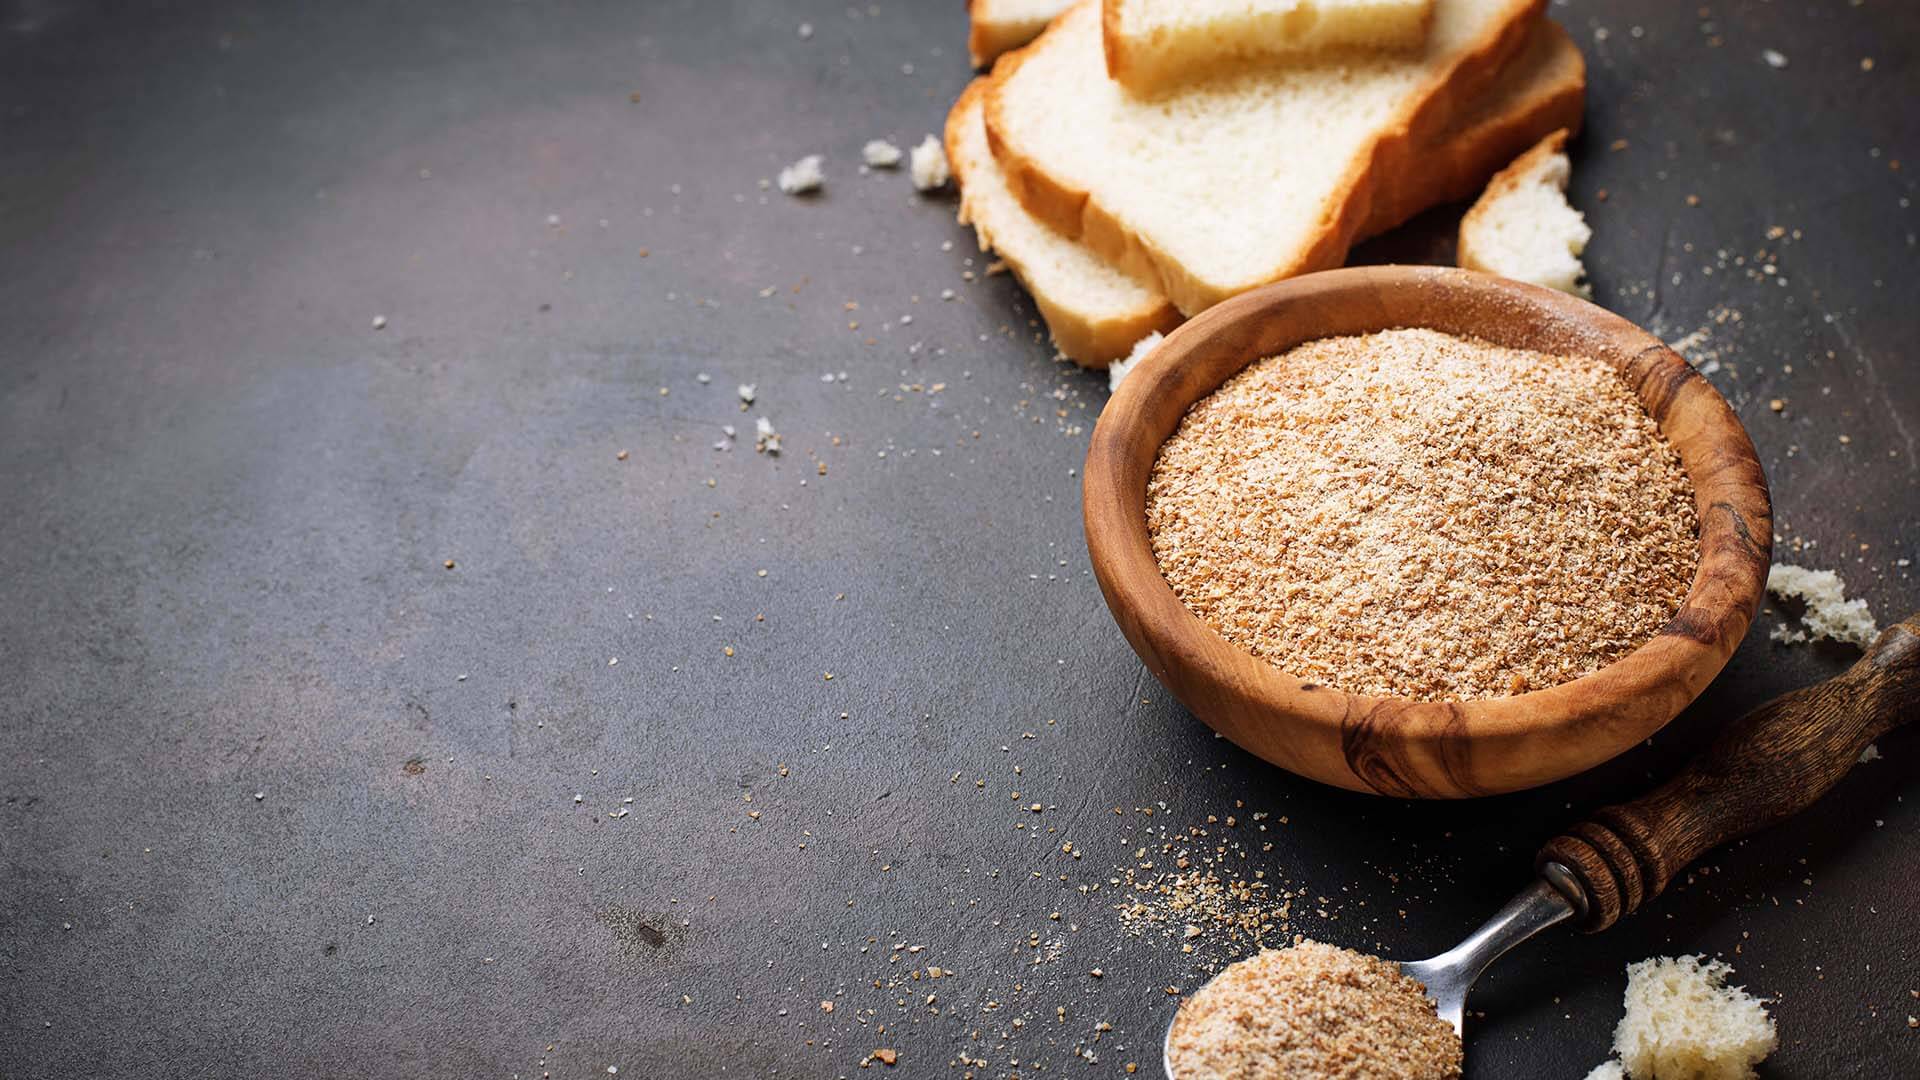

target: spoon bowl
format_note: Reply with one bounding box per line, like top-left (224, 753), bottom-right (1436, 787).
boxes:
top-left (1162, 870), bottom-right (1583, 1080)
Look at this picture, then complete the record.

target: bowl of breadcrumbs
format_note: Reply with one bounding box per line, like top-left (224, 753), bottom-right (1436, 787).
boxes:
top-left (1085, 266), bottom-right (1771, 798)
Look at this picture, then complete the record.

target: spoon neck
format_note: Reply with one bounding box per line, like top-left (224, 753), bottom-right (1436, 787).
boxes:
top-left (1428, 874), bottom-right (1580, 985)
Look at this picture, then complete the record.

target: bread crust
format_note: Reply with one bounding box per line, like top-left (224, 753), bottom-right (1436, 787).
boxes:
top-left (1099, 0), bottom-right (1126, 83)
top-left (1103, 0), bottom-right (1441, 94)
top-left (986, 0), bottom-right (1548, 315)
top-left (948, 78), bottom-right (1181, 365)
top-left (1456, 126), bottom-right (1572, 275)
top-left (1365, 20), bottom-right (1583, 235)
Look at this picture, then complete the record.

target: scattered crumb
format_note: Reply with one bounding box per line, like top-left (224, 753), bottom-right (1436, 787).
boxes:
top-left (1766, 563), bottom-right (1879, 648)
top-left (777, 154), bottom-right (824, 195)
top-left (755, 416), bottom-right (782, 455)
top-left (862, 140), bottom-right (903, 168)
top-left (1761, 48), bottom-right (1788, 69)
top-left (371, 314), bottom-right (388, 330)
top-left (1107, 331), bottom-right (1163, 395)
top-left (909, 135), bottom-right (949, 192)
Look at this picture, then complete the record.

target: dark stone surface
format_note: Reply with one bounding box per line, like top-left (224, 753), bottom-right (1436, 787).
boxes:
top-left (1, 1), bottom-right (1914, 1077)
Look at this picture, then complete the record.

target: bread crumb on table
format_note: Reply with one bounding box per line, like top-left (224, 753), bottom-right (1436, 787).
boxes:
top-left (1147, 329), bottom-right (1698, 701)
top-left (909, 135), bottom-right (949, 191)
top-left (1105, 331), bottom-right (1162, 394)
top-left (862, 139), bottom-right (902, 168)
top-left (1765, 563), bottom-right (1879, 648)
top-left (776, 154), bottom-right (824, 195)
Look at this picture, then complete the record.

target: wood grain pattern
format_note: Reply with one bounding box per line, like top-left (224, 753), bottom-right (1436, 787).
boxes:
top-left (1540, 614), bottom-right (1920, 930)
top-left (1083, 266), bottom-right (1772, 798)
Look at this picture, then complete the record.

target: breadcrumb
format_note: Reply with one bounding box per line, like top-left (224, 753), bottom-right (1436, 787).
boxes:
top-left (1168, 942), bottom-right (1460, 1080)
top-left (909, 135), bottom-right (949, 191)
top-left (777, 154), bottom-right (824, 195)
top-left (1147, 329), bottom-right (1697, 700)
top-left (1766, 563), bottom-right (1879, 648)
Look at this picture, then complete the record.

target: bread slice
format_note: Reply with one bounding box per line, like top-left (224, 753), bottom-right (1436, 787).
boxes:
top-left (1103, 0), bottom-right (1436, 96)
top-left (953, 19), bottom-right (1582, 366)
top-left (968, 0), bottom-right (1073, 68)
top-left (947, 79), bottom-right (1180, 365)
top-left (1457, 128), bottom-right (1590, 293)
top-left (987, 0), bottom-right (1544, 316)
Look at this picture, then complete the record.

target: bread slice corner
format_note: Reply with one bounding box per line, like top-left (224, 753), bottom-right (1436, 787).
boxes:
top-left (1103, 0), bottom-right (1438, 96)
top-left (1457, 127), bottom-right (1591, 294)
top-left (948, 79), bottom-right (1180, 366)
top-left (968, 0), bottom-right (1074, 68)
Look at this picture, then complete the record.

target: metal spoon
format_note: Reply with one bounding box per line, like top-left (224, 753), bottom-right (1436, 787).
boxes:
top-left (1162, 613), bottom-right (1920, 1078)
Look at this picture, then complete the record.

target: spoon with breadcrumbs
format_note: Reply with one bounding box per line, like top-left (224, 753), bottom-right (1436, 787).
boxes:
top-left (1165, 614), bottom-right (1920, 1078)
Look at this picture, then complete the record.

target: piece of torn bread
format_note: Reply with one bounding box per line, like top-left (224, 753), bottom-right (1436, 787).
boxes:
top-left (1103, 0), bottom-right (1436, 96)
top-left (968, 0), bottom-right (1074, 68)
top-left (986, 0), bottom-right (1545, 316)
top-left (1457, 128), bottom-right (1589, 293)
top-left (949, 79), bottom-right (1181, 366)
top-left (951, 19), bottom-right (1582, 366)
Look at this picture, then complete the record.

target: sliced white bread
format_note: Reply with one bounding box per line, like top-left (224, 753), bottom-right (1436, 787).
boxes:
top-left (954, 19), bottom-right (1582, 367)
top-left (1457, 128), bottom-right (1590, 294)
top-left (947, 79), bottom-right (1180, 366)
top-left (986, 0), bottom-right (1545, 316)
top-left (1103, 0), bottom-right (1437, 96)
top-left (968, 0), bottom-right (1073, 68)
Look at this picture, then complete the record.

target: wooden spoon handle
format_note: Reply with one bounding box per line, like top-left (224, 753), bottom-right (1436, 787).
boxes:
top-left (1538, 614), bottom-right (1920, 932)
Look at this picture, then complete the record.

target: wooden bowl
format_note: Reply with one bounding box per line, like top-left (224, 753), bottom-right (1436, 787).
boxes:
top-left (1084, 266), bottom-right (1772, 798)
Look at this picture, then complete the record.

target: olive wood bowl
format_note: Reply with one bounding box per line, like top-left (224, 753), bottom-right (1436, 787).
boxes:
top-left (1084, 266), bottom-right (1772, 798)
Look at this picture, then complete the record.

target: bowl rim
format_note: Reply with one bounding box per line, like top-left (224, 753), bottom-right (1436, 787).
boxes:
top-left (1083, 266), bottom-right (1772, 797)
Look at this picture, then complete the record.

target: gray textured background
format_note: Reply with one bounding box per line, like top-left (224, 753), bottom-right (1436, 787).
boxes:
top-left (2, 1), bottom-right (1915, 1077)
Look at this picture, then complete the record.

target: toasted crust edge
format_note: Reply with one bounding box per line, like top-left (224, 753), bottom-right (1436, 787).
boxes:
top-left (1099, 0), bottom-right (1126, 82)
top-left (1456, 126), bottom-right (1573, 275)
top-left (987, 0), bottom-right (1548, 315)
